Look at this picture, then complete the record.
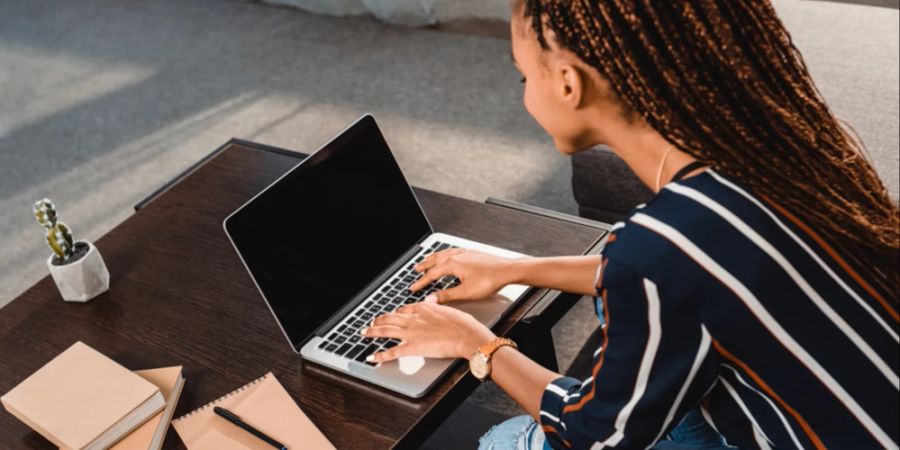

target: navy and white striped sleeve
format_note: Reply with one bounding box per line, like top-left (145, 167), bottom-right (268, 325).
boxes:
top-left (539, 259), bottom-right (720, 449)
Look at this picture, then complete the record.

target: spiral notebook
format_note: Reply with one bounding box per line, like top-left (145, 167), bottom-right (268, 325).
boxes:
top-left (172, 372), bottom-right (334, 450)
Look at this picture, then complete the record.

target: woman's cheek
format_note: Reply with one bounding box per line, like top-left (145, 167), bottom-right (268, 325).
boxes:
top-left (524, 85), bottom-right (555, 136)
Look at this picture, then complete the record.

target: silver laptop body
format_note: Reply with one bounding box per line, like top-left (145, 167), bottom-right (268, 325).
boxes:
top-left (224, 115), bottom-right (529, 398)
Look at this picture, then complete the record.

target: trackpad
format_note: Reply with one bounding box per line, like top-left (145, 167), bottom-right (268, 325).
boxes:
top-left (450, 294), bottom-right (513, 325)
top-left (398, 356), bottom-right (426, 375)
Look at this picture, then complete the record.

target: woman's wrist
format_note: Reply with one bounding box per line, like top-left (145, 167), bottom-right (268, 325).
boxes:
top-left (457, 327), bottom-right (497, 359)
top-left (506, 256), bottom-right (538, 286)
top-left (506, 255), bottom-right (602, 296)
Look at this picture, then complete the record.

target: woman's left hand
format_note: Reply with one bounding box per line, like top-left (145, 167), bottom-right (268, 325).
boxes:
top-left (362, 303), bottom-right (496, 363)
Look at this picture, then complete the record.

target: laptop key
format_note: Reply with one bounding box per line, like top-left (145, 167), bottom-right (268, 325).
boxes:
top-left (325, 344), bottom-right (338, 352)
top-left (318, 340), bottom-right (329, 349)
top-left (346, 344), bottom-right (366, 359)
top-left (356, 344), bottom-right (380, 363)
top-left (383, 340), bottom-right (400, 349)
top-left (349, 335), bottom-right (361, 344)
top-left (353, 320), bottom-right (365, 328)
top-left (335, 343), bottom-right (352, 356)
top-left (335, 336), bottom-right (347, 344)
top-left (361, 312), bottom-right (373, 321)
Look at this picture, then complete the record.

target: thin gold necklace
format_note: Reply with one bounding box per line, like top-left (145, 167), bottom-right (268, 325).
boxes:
top-left (655, 145), bottom-right (676, 192)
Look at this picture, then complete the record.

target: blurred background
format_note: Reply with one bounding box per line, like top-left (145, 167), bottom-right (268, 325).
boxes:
top-left (0, 0), bottom-right (568, 309)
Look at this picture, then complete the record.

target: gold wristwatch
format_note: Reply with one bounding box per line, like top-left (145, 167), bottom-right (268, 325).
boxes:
top-left (469, 337), bottom-right (517, 381)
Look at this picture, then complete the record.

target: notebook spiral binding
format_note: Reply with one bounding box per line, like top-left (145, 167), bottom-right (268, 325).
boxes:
top-left (173, 373), bottom-right (270, 422)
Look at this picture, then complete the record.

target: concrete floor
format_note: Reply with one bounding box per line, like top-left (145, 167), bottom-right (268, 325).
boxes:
top-left (820, 0), bottom-right (898, 7)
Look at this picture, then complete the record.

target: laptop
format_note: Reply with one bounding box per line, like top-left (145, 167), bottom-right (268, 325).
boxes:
top-left (224, 115), bottom-right (529, 398)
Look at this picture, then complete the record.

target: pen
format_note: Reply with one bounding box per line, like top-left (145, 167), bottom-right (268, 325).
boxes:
top-left (214, 406), bottom-right (288, 450)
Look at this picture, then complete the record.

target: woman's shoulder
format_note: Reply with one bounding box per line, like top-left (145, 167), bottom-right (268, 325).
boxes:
top-left (601, 170), bottom-right (790, 288)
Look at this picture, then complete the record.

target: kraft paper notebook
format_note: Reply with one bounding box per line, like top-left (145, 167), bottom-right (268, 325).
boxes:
top-left (59, 366), bottom-right (185, 450)
top-left (108, 366), bottom-right (185, 450)
top-left (0, 341), bottom-right (165, 450)
top-left (172, 372), bottom-right (334, 450)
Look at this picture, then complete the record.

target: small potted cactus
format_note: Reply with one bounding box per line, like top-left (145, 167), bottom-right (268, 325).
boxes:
top-left (34, 199), bottom-right (109, 302)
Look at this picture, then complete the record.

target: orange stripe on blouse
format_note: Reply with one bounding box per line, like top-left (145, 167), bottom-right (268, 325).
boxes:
top-left (713, 340), bottom-right (826, 450)
top-left (761, 196), bottom-right (899, 323)
top-left (564, 289), bottom-right (611, 414)
top-left (595, 257), bottom-right (610, 291)
top-left (541, 426), bottom-right (573, 448)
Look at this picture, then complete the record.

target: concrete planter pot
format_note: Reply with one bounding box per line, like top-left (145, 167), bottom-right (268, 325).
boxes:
top-left (46, 241), bottom-right (110, 303)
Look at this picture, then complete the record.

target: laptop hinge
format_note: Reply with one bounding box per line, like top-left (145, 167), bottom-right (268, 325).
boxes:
top-left (310, 240), bottom-right (427, 339)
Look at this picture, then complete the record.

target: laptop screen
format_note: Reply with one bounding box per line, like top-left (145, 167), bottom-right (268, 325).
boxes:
top-left (225, 115), bottom-right (432, 350)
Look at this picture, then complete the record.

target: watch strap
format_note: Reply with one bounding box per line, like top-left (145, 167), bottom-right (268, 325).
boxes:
top-left (478, 337), bottom-right (517, 359)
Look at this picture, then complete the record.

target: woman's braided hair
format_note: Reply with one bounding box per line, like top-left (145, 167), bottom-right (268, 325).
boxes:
top-left (521, 0), bottom-right (899, 296)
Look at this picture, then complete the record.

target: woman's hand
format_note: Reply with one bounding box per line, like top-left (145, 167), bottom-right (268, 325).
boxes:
top-left (363, 303), bottom-right (496, 363)
top-left (410, 249), bottom-right (521, 304)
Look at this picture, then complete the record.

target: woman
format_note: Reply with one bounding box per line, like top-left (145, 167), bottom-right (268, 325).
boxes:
top-left (363, 1), bottom-right (900, 448)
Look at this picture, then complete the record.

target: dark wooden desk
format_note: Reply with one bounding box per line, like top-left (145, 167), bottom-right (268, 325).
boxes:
top-left (0, 140), bottom-right (606, 449)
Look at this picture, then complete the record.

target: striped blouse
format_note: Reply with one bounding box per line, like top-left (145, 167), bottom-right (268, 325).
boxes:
top-left (539, 169), bottom-right (899, 449)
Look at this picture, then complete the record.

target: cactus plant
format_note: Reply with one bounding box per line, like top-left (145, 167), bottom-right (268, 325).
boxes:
top-left (34, 198), bottom-right (76, 263)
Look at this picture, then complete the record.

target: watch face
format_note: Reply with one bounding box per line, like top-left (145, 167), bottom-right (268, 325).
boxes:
top-left (470, 353), bottom-right (490, 379)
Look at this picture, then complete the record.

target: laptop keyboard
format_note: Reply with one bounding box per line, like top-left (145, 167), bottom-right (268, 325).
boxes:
top-left (317, 241), bottom-right (460, 366)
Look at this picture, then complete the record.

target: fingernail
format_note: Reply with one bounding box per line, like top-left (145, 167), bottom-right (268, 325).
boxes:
top-left (366, 354), bottom-right (376, 362)
top-left (425, 294), bottom-right (437, 304)
top-left (360, 327), bottom-right (368, 336)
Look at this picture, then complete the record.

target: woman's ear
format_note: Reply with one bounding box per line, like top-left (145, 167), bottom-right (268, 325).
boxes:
top-left (557, 63), bottom-right (586, 109)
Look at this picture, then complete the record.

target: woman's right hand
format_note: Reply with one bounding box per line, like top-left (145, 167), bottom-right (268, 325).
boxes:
top-left (410, 248), bottom-right (522, 304)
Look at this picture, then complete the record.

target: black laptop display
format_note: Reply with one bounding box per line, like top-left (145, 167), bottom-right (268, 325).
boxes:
top-left (224, 116), bottom-right (431, 350)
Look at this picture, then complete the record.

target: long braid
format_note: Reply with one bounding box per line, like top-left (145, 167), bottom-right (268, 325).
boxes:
top-left (522, 0), bottom-right (900, 297)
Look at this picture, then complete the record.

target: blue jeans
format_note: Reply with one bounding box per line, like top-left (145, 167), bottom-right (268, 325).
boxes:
top-left (478, 409), bottom-right (733, 450)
